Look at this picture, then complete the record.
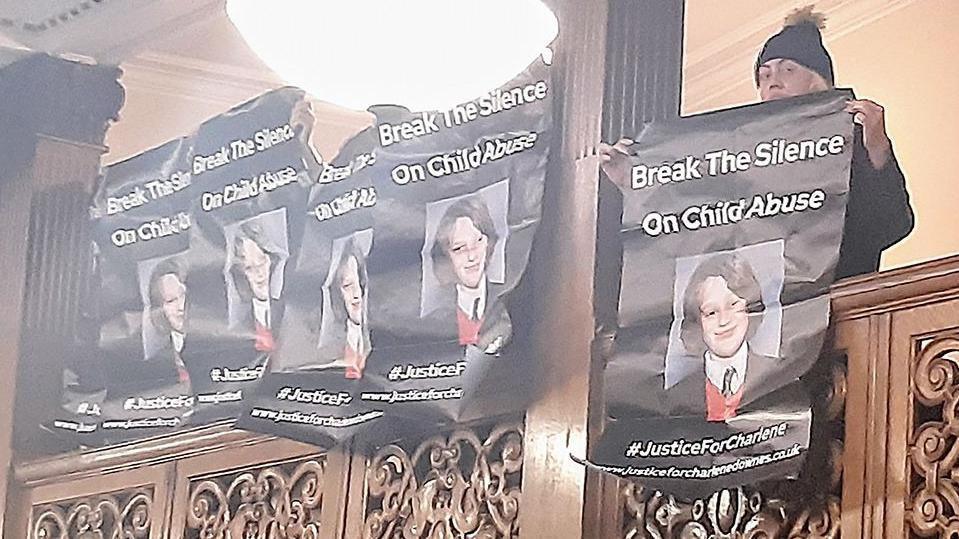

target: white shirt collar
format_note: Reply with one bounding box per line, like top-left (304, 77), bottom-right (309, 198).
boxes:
top-left (252, 298), bottom-right (271, 327)
top-left (456, 279), bottom-right (487, 320)
top-left (704, 342), bottom-right (748, 395)
top-left (171, 330), bottom-right (185, 354)
top-left (346, 319), bottom-right (363, 354)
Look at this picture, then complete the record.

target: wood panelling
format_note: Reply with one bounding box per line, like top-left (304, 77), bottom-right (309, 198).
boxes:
top-left (14, 420), bottom-right (527, 539)
top-left (168, 437), bottom-right (328, 538)
top-left (829, 254), bottom-right (959, 538)
top-left (0, 162), bottom-right (41, 536)
top-left (889, 297), bottom-right (959, 538)
top-left (14, 137), bottom-right (106, 458)
top-left (834, 316), bottom-right (870, 538)
top-left (22, 461), bottom-right (171, 539)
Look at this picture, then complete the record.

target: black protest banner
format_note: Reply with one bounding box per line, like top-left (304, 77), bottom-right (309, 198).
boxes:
top-left (237, 58), bottom-right (554, 447)
top-left (49, 88), bottom-right (322, 443)
top-left (593, 90), bottom-right (854, 495)
top-left (361, 57), bottom-right (552, 428)
top-left (51, 61), bottom-right (553, 447)
top-left (186, 88), bottom-right (316, 423)
top-left (236, 128), bottom-right (392, 446)
top-left (53, 137), bottom-right (195, 441)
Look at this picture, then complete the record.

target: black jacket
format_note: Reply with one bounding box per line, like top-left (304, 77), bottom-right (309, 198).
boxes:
top-left (836, 129), bottom-right (914, 279)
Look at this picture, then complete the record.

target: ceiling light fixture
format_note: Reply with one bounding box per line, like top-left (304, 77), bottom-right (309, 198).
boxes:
top-left (227, 0), bottom-right (558, 112)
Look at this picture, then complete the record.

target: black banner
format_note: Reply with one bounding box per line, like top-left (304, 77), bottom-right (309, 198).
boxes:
top-left (57, 58), bottom-right (553, 447)
top-left (593, 90), bottom-right (854, 494)
top-left (236, 127), bottom-right (390, 445)
top-left (238, 58), bottom-right (553, 446)
top-left (362, 58), bottom-right (551, 427)
top-left (50, 88), bottom-right (319, 441)
top-left (54, 137), bottom-right (195, 439)
top-left (186, 87), bottom-right (314, 423)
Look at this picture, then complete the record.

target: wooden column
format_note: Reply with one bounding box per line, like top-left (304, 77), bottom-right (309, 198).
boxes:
top-left (0, 148), bottom-right (37, 538)
top-left (830, 256), bottom-right (959, 538)
top-left (0, 53), bottom-right (122, 535)
top-left (588, 2), bottom-right (686, 537)
top-left (518, 1), bottom-right (608, 537)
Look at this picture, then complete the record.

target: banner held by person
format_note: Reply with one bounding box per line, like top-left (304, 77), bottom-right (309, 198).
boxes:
top-left (361, 56), bottom-right (552, 428)
top-left (593, 89), bottom-right (855, 495)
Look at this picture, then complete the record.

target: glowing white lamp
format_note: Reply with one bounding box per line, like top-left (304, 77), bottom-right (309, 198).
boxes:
top-left (227, 0), bottom-right (558, 111)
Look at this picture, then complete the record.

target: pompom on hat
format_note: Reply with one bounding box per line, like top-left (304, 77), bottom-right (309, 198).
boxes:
top-left (755, 5), bottom-right (834, 86)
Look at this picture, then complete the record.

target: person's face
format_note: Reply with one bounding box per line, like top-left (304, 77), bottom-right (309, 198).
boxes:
top-left (239, 238), bottom-right (272, 301)
top-left (158, 273), bottom-right (186, 332)
top-left (698, 276), bottom-right (749, 359)
top-left (757, 59), bottom-right (830, 102)
top-left (339, 255), bottom-right (363, 325)
top-left (446, 216), bottom-right (488, 289)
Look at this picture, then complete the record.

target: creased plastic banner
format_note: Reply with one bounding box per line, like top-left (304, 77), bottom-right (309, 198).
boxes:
top-left (364, 57), bottom-right (551, 429)
top-left (56, 137), bottom-right (195, 439)
top-left (55, 57), bottom-right (551, 447)
top-left (592, 90), bottom-right (854, 495)
top-left (236, 128), bottom-right (390, 445)
top-left (238, 57), bottom-right (552, 447)
top-left (186, 88), bottom-right (315, 424)
top-left (51, 88), bottom-right (318, 442)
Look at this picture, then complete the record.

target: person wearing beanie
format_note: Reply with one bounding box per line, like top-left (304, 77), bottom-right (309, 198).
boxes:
top-left (600, 5), bottom-right (915, 279)
top-left (754, 6), bottom-right (913, 278)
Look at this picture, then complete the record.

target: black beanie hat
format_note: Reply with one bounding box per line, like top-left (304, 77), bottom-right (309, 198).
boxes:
top-left (755, 6), bottom-right (834, 86)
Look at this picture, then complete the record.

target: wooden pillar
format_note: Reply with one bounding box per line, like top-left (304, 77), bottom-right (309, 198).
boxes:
top-left (587, 2), bottom-right (686, 537)
top-left (519, 1), bottom-right (686, 536)
top-left (518, 1), bottom-right (609, 537)
top-left (594, 0), bottom-right (685, 333)
top-left (0, 147), bottom-right (37, 538)
top-left (0, 53), bottom-right (123, 535)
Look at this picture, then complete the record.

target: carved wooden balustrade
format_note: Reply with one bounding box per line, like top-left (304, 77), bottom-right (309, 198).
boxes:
top-left (31, 487), bottom-right (154, 539)
top-left (361, 422), bottom-right (524, 538)
top-left (9, 419), bottom-right (528, 539)
top-left (827, 256), bottom-right (959, 539)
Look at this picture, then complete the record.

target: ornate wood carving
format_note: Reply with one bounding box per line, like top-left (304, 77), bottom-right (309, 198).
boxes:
top-left (617, 353), bottom-right (847, 538)
top-left (184, 455), bottom-right (327, 539)
top-left (364, 421), bottom-right (523, 538)
top-left (30, 487), bottom-right (153, 539)
top-left (621, 483), bottom-right (841, 538)
top-left (907, 336), bottom-right (959, 537)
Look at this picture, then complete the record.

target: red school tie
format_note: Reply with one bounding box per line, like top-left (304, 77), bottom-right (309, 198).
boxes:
top-left (255, 322), bottom-right (275, 352)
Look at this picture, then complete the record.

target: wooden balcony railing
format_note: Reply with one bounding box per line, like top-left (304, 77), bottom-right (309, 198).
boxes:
top-left (831, 255), bottom-right (959, 539)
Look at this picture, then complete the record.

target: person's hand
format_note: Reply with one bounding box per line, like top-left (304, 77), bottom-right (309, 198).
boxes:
top-left (845, 99), bottom-right (892, 170)
top-left (598, 138), bottom-right (634, 189)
